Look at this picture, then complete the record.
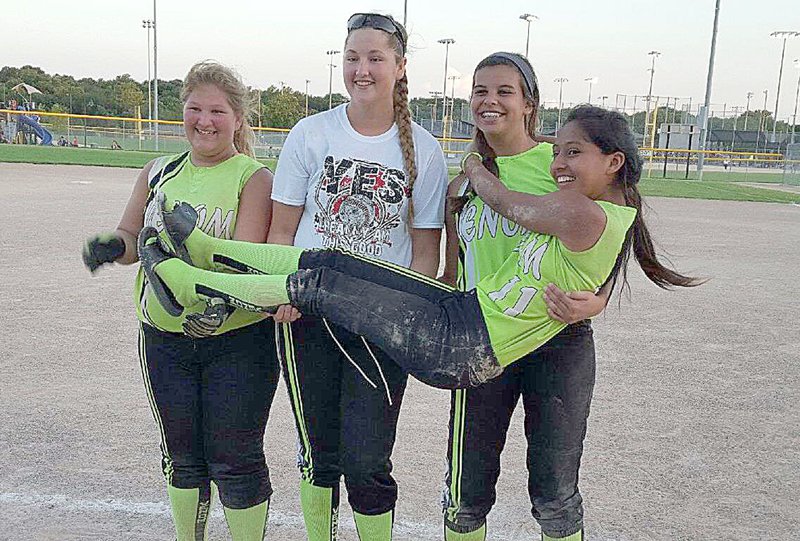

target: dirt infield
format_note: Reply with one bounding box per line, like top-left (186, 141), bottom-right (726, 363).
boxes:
top-left (1, 162), bottom-right (798, 540)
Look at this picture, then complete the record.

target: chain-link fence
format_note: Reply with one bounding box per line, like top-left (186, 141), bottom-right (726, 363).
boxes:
top-left (784, 143), bottom-right (800, 186)
top-left (3, 108), bottom-right (799, 182)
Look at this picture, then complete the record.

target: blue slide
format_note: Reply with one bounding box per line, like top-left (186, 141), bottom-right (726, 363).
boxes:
top-left (17, 114), bottom-right (53, 145)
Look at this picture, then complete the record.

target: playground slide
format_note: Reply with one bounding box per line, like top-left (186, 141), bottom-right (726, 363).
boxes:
top-left (17, 114), bottom-right (53, 145)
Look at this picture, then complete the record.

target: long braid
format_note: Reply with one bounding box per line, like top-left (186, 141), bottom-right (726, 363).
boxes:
top-left (393, 74), bottom-right (417, 221)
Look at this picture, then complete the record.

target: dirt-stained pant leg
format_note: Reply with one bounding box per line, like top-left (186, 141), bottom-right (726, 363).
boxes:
top-left (287, 264), bottom-right (500, 390)
top-left (522, 321), bottom-right (595, 539)
top-left (442, 322), bottom-right (594, 539)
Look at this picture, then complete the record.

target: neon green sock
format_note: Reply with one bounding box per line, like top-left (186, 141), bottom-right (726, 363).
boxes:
top-left (444, 523), bottom-right (486, 541)
top-left (354, 509), bottom-right (394, 541)
top-left (153, 258), bottom-right (291, 311)
top-left (299, 479), bottom-right (339, 541)
top-left (165, 220), bottom-right (303, 274)
top-left (167, 484), bottom-right (212, 541)
top-left (542, 530), bottom-right (583, 541)
top-left (223, 500), bottom-right (269, 541)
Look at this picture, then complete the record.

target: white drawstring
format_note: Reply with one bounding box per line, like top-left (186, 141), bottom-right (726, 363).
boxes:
top-left (361, 336), bottom-right (394, 407)
top-left (322, 318), bottom-right (378, 389)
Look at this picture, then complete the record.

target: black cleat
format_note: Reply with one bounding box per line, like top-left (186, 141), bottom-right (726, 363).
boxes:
top-left (137, 226), bottom-right (184, 317)
top-left (157, 193), bottom-right (198, 265)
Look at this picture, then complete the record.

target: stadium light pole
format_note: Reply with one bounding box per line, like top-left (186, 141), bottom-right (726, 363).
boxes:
top-left (448, 74), bottom-right (460, 145)
top-left (519, 14), bottom-right (538, 58)
top-left (142, 20), bottom-right (153, 126)
top-left (554, 77), bottom-right (568, 131)
top-left (438, 38), bottom-right (455, 137)
top-left (792, 59), bottom-right (800, 144)
top-left (744, 91), bottom-right (753, 130)
top-left (769, 31), bottom-right (800, 145)
top-left (696, 0), bottom-right (721, 181)
top-left (429, 90), bottom-right (442, 130)
top-left (584, 77), bottom-right (597, 104)
top-left (152, 0), bottom-right (159, 150)
top-left (326, 50), bottom-right (340, 110)
top-left (644, 50), bottom-right (661, 147)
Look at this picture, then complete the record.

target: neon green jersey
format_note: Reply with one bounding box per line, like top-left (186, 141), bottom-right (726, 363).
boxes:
top-left (456, 143), bottom-right (554, 289)
top-left (134, 152), bottom-right (266, 334)
top-left (477, 200), bottom-right (637, 367)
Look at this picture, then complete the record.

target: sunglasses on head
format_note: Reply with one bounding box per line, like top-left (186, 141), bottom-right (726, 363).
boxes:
top-left (347, 13), bottom-right (407, 53)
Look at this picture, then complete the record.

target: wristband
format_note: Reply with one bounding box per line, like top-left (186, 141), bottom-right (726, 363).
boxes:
top-left (460, 151), bottom-right (482, 173)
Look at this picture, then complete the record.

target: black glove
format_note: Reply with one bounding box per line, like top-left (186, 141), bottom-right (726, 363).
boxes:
top-left (82, 233), bottom-right (126, 273)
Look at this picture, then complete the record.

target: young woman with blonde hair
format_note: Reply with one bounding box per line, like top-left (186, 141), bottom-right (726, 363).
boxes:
top-left (82, 60), bottom-right (277, 541)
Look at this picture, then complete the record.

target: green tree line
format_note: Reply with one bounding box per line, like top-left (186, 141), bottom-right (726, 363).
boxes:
top-left (2, 65), bottom-right (795, 136)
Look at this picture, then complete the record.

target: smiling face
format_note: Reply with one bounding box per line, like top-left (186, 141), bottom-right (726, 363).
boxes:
top-left (182, 84), bottom-right (241, 164)
top-left (470, 64), bottom-right (533, 140)
top-left (343, 28), bottom-right (405, 108)
top-left (551, 120), bottom-right (625, 200)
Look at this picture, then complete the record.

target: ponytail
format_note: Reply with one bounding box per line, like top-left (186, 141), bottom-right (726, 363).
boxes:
top-left (567, 105), bottom-right (704, 293)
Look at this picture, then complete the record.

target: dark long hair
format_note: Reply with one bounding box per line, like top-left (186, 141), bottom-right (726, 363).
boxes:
top-left (567, 105), bottom-right (703, 293)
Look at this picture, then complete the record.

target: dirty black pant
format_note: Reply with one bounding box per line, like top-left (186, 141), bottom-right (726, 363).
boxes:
top-left (442, 321), bottom-right (596, 539)
top-left (138, 319), bottom-right (279, 508)
top-left (277, 315), bottom-right (408, 515)
top-left (287, 250), bottom-right (499, 390)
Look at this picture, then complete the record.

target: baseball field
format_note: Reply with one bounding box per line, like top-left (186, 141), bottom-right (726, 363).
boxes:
top-left (1, 162), bottom-right (798, 540)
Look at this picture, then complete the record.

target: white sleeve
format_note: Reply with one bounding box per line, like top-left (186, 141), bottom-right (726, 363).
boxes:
top-left (411, 139), bottom-right (448, 229)
top-left (271, 123), bottom-right (310, 206)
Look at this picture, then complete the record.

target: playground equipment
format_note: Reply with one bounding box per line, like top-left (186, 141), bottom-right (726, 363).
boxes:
top-left (15, 113), bottom-right (53, 145)
top-left (8, 83), bottom-right (53, 145)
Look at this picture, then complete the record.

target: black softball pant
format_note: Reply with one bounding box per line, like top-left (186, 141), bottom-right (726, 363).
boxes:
top-left (138, 318), bottom-right (279, 509)
top-left (277, 315), bottom-right (408, 515)
top-left (442, 321), bottom-right (595, 539)
top-left (287, 250), bottom-right (500, 390)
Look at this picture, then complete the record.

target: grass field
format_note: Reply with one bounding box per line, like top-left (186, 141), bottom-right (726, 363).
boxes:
top-left (0, 144), bottom-right (278, 170)
top-left (2, 144), bottom-right (798, 204)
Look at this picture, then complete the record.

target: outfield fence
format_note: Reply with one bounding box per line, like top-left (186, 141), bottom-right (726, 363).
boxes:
top-left (2, 108), bottom-right (798, 185)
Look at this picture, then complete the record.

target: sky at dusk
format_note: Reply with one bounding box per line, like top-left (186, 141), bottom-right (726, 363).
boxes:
top-left (7, 0), bottom-right (800, 118)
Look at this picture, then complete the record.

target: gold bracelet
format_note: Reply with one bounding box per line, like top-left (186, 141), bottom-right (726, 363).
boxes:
top-left (460, 151), bottom-right (482, 173)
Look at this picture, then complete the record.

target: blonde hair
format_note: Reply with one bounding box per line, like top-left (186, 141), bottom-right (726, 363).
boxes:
top-left (181, 60), bottom-right (256, 157)
top-left (346, 19), bottom-right (417, 220)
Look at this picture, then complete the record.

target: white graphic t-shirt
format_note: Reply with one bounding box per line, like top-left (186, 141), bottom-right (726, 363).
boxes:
top-left (272, 104), bottom-right (448, 266)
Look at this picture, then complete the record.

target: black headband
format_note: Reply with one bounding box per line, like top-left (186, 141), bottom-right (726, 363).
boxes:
top-left (489, 52), bottom-right (538, 99)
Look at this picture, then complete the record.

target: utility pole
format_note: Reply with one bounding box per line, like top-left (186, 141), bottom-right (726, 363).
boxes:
top-left (696, 0), bottom-right (721, 180)
top-left (305, 80), bottom-right (310, 117)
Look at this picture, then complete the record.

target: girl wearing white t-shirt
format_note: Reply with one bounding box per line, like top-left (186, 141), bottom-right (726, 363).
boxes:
top-left (267, 13), bottom-right (448, 541)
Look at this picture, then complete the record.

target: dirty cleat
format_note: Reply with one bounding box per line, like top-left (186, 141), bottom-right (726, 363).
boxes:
top-left (137, 226), bottom-right (185, 317)
top-left (182, 297), bottom-right (230, 338)
top-left (157, 194), bottom-right (198, 265)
